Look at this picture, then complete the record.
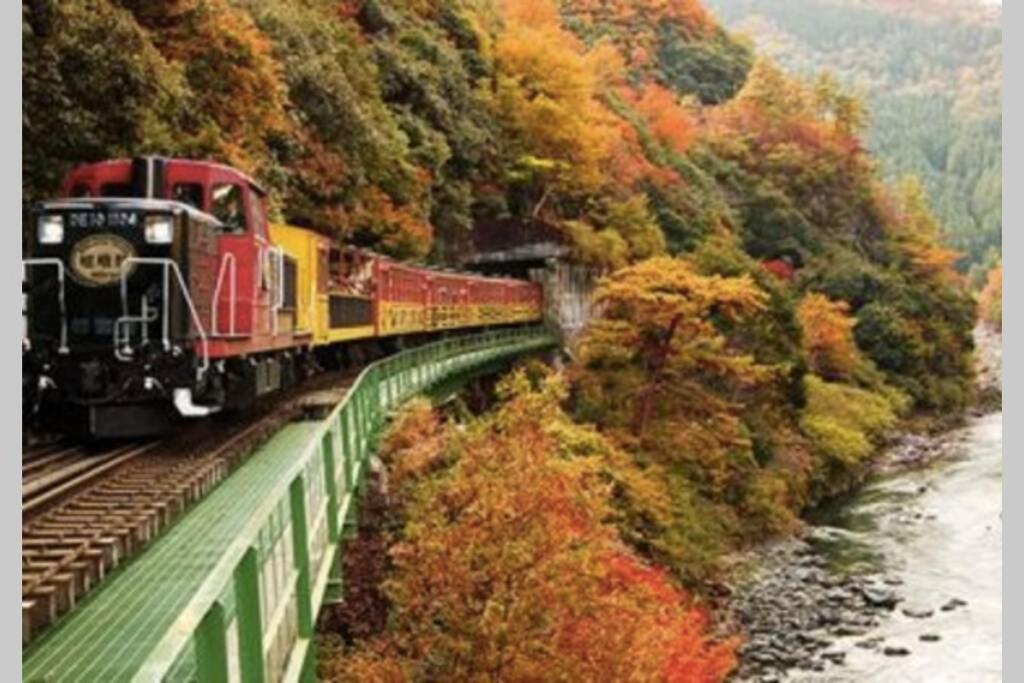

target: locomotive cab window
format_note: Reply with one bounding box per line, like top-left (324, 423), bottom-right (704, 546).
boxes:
top-left (211, 183), bottom-right (246, 235)
top-left (173, 183), bottom-right (203, 210)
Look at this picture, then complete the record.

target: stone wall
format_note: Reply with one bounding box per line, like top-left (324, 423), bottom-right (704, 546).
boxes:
top-left (529, 259), bottom-right (598, 345)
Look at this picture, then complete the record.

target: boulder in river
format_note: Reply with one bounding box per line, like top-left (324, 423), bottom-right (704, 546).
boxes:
top-left (902, 607), bottom-right (934, 619)
top-left (884, 646), bottom-right (912, 656)
top-left (859, 587), bottom-right (902, 609)
top-left (855, 637), bottom-right (885, 650)
top-left (920, 633), bottom-right (941, 642)
top-left (940, 597), bottom-right (968, 612)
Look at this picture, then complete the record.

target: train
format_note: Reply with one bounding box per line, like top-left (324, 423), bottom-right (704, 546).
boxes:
top-left (23, 157), bottom-right (544, 438)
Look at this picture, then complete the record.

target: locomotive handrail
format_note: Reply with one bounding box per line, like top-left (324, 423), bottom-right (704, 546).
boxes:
top-left (22, 258), bottom-right (69, 354)
top-left (129, 326), bottom-right (556, 682)
top-left (117, 258), bottom-right (211, 380)
top-left (211, 252), bottom-right (238, 337)
top-left (270, 245), bottom-right (286, 337)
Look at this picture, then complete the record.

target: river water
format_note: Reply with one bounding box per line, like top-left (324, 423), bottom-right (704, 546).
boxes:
top-left (729, 330), bottom-right (1002, 681)
top-left (807, 411), bottom-right (1003, 681)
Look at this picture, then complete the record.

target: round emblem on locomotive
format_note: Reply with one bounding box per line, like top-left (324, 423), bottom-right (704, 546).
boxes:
top-left (69, 234), bottom-right (137, 287)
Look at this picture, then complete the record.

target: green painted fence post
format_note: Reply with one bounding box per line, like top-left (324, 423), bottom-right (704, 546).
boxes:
top-left (361, 388), bottom-right (372, 438)
top-left (354, 390), bottom-right (365, 452)
top-left (322, 433), bottom-right (340, 543)
top-left (195, 602), bottom-right (229, 683)
top-left (368, 370), bottom-right (380, 424)
top-left (289, 478), bottom-right (314, 640)
top-left (341, 406), bottom-right (353, 493)
top-left (233, 547), bottom-right (265, 683)
top-left (386, 365), bottom-right (396, 409)
top-left (301, 645), bottom-right (317, 683)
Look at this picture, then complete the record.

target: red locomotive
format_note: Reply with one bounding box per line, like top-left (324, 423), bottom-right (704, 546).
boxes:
top-left (23, 157), bottom-right (544, 438)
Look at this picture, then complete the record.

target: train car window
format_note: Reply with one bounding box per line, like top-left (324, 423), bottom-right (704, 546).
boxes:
top-left (100, 183), bottom-right (133, 197)
top-left (173, 183), bottom-right (204, 209)
top-left (211, 184), bottom-right (246, 234)
top-left (329, 249), bottom-right (341, 283)
top-left (70, 184), bottom-right (91, 198)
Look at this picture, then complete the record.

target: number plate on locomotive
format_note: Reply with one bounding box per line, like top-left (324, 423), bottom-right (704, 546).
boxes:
top-left (68, 211), bottom-right (140, 229)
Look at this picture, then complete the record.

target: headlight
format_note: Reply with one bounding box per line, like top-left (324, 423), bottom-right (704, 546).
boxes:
top-left (144, 215), bottom-right (174, 244)
top-left (37, 215), bottom-right (64, 244)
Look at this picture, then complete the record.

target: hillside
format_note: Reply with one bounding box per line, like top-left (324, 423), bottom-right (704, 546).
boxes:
top-left (705, 0), bottom-right (1001, 274)
top-left (23, 3), bottom-right (979, 677)
top-left (23, 0), bottom-right (977, 496)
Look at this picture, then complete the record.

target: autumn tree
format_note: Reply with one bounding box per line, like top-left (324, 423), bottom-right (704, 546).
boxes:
top-left (22, 0), bottom-right (194, 202)
top-left (326, 371), bottom-right (737, 681)
top-left (239, 0), bottom-right (432, 257)
top-left (123, 0), bottom-right (291, 176)
top-left (796, 293), bottom-right (860, 380)
top-left (493, 0), bottom-right (620, 203)
top-left (887, 176), bottom-right (963, 285)
top-left (979, 262), bottom-right (1002, 331)
top-left (578, 257), bottom-right (770, 442)
top-left (630, 83), bottom-right (697, 155)
top-left (573, 260), bottom-right (817, 556)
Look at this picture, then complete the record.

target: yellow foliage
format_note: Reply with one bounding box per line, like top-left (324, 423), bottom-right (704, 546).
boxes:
top-left (494, 0), bottom-right (621, 194)
top-left (378, 399), bottom-right (447, 496)
top-left (800, 376), bottom-right (903, 468)
top-left (577, 257), bottom-right (778, 510)
top-left (979, 262), bottom-right (1002, 331)
top-left (797, 293), bottom-right (861, 380)
top-left (889, 177), bottom-right (965, 285)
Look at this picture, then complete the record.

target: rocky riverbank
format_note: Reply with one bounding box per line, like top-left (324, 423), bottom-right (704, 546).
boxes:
top-left (718, 528), bottom-right (971, 681)
top-left (720, 329), bottom-right (1001, 682)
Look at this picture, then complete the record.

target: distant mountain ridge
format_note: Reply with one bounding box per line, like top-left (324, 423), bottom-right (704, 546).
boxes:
top-left (706, 0), bottom-right (1002, 273)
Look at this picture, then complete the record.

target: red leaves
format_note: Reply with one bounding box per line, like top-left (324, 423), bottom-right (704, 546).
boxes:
top-left (761, 258), bottom-right (795, 282)
top-left (548, 549), bottom-right (739, 682)
top-left (332, 375), bottom-right (738, 681)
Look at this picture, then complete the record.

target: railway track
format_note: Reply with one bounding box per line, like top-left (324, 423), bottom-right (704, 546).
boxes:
top-left (21, 374), bottom-right (355, 645)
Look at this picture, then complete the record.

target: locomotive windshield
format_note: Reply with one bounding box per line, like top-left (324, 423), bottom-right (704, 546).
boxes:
top-left (211, 184), bottom-right (246, 234)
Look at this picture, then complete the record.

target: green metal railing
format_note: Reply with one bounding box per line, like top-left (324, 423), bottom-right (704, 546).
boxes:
top-left (133, 326), bottom-right (556, 682)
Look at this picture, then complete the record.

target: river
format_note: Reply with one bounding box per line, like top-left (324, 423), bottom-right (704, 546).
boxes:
top-left (726, 329), bottom-right (1002, 682)
top-left (809, 410), bottom-right (1002, 681)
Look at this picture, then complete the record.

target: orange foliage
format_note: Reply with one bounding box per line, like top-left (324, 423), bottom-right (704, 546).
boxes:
top-left (576, 258), bottom-right (777, 507)
top-left (979, 263), bottom-right (1002, 331)
top-left (332, 375), bottom-right (737, 681)
top-left (630, 83), bottom-right (696, 155)
top-left (141, 0), bottom-right (290, 174)
top-left (889, 177), bottom-right (965, 286)
top-left (560, 0), bottom-right (715, 106)
top-left (797, 293), bottom-right (861, 380)
top-left (377, 399), bottom-right (447, 495)
top-left (353, 187), bottom-right (434, 260)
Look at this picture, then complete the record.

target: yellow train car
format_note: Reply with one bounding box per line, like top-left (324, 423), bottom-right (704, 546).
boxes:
top-left (272, 223), bottom-right (545, 352)
top-left (269, 224), bottom-right (377, 347)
